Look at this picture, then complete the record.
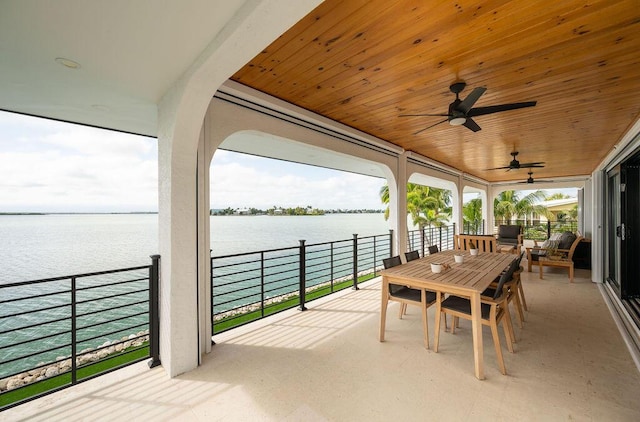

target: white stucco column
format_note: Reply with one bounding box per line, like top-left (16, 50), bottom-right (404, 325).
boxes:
top-left (156, 0), bottom-right (322, 377)
top-left (396, 152), bottom-right (409, 255)
top-left (456, 175), bottom-right (464, 233)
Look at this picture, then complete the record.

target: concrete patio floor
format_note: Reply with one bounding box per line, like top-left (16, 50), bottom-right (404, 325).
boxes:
top-left (5, 263), bottom-right (640, 421)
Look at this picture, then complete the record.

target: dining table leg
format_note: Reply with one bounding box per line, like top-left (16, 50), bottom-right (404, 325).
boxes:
top-left (470, 291), bottom-right (485, 380)
top-left (379, 276), bottom-right (388, 342)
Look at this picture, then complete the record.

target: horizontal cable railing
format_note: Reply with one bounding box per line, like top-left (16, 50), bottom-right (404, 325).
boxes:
top-left (211, 232), bottom-right (393, 335)
top-left (0, 256), bottom-right (160, 411)
top-left (406, 224), bottom-right (456, 256)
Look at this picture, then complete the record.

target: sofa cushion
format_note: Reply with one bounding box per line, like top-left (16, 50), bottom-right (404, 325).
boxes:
top-left (557, 231), bottom-right (577, 250)
top-left (540, 232), bottom-right (562, 250)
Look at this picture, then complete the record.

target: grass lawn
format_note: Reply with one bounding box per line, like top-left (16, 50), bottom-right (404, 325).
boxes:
top-left (213, 272), bottom-right (377, 333)
top-left (0, 345), bottom-right (149, 409)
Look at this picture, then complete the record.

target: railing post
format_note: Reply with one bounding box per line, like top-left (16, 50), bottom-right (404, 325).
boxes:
top-left (330, 242), bottom-right (335, 292)
top-left (373, 236), bottom-right (378, 277)
top-left (298, 240), bottom-right (307, 311)
top-left (148, 254), bottom-right (161, 368)
top-left (352, 234), bottom-right (359, 290)
top-left (71, 277), bottom-right (77, 384)
top-left (452, 223), bottom-right (456, 250)
top-left (260, 252), bottom-right (265, 317)
top-left (389, 229), bottom-right (394, 257)
top-left (547, 221), bottom-right (551, 239)
top-left (421, 227), bottom-right (426, 257)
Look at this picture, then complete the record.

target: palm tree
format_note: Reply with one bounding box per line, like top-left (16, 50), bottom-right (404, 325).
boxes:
top-left (379, 185), bottom-right (390, 220)
top-left (494, 190), bottom-right (551, 225)
top-left (463, 197), bottom-right (483, 233)
top-left (569, 204), bottom-right (578, 219)
top-left (380, 183), bottom-right (452, 229)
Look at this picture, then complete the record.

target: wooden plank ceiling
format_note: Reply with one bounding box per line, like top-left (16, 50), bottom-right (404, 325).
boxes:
top-left (232, 0), bottom-right (640, 183)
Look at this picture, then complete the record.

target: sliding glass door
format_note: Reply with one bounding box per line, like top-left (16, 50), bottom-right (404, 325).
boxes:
top-left (606, 168), bottom-right (621, 294)
top-left (607, 153), bottom-right (640, 300)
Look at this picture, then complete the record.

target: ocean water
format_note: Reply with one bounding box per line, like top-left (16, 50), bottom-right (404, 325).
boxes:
top-left (0, 213), bottom-right (389, 284)
top-left (0, 213), bottom-right (390, 378)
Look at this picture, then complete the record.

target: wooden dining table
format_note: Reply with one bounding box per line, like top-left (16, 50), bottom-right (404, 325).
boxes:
top-left (379, 249), bottom-right (516, 380)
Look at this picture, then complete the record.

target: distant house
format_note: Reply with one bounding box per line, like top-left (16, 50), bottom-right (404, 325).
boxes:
top-left (512, 197), bottom-right (578, 225)
top-left (539, 198), bottom-right (578, 221)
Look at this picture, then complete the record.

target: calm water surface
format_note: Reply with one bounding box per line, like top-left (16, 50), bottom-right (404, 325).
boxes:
top-left (0, 213), bottom-right (389, 284)
top-left (0, 213), bottom-right (390, 377)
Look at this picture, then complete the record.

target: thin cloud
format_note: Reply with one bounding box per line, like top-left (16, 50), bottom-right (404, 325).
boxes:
top-left (1, 112), bottom-right (386, 213)
top-left (210, 154), bottom-right (386, 210)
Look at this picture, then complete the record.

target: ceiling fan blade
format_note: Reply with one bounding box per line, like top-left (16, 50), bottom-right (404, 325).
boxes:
top-left (520, 162), bottom-right (545, 168)
top-left (467, 101), bottom-right (537, 117)
top-left (486, 165), bottom-right (512, 170)
top-left (457, 87), bottom-right (486, 114)
top-left (413, 118), bottom-right (448, 135)
top-left (463, 118), bottom-right (481, 132)
top-left (399, 113), bottom-right (450, 117)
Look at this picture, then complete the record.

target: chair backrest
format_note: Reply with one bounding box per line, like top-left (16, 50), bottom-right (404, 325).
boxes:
top-left (567, 236), bottom-right (584, 260)
top-left (497, 225), bottom-right (523, 246)
top-left (455, 234), bottom-right (497, 252)
top-left (428, 245), bottom-right (439, 254)
top-left (405, 250), bottom-right (420, 262)
top-left (498, 224), bottom-right (521, 238)
top-left (383, 255), bottom-right (402, 269)
top-left (515, 251), bottom-right (525, 268)
top-left (493, 258), bottom-right (519, 299)
top-left (383, 255), bottom-right (404, 295)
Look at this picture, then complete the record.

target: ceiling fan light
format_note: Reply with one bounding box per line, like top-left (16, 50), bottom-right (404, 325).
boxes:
top-left (449, 117), bottom-right (466, 126)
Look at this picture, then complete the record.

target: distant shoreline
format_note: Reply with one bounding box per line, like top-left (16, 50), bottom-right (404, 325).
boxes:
top-left (0, 212), bottom-right (158, 216)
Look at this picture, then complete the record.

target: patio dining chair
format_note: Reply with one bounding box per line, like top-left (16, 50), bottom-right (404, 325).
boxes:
top-left (428, 245), bottom-right (439, 254)
top-left (404, 250), bottom-right (420, 262)
top-left (382, 255), bottom-right (437, 349)
top-left (434, 257), bottom-right (518, 375)
top-left (484, 252), bottom-right (526, 332)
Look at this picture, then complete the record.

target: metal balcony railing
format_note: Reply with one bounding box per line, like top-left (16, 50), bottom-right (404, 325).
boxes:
top-left (461, 220), bottom-right (485, 235)
top-left (494, 220), bottom-right (579, 241)
top-left (406, 224), bottom-right (456, 255)
top-left (210, 232), bottom-right (393, 334)
top-left (0, 256), bottom-right (160, 410)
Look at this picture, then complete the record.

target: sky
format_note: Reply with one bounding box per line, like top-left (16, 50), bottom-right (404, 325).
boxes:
top-left (0, 111), bottom-right (575, 213)
top-left (0, 111), bottom-right (386, 212)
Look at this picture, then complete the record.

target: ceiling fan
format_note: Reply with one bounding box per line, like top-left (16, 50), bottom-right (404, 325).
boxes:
top-left (488, 151), bottom-right (545, 171)
top-left (399, 81), bottom-right (536, 134)
top-left (518, 171), bottom-right (554, 184)
top-left (523, 171), bottom-right (536, 184)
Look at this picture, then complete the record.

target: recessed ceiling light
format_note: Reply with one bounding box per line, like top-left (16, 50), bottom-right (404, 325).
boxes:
top-left (55, 57), bottom-right (81, 69)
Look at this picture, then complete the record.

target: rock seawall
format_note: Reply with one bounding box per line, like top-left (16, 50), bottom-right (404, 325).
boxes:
top-left (0, 330), bottom-right (149, 393)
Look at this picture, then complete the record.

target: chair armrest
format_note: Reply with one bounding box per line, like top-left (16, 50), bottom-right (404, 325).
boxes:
top-left (526, 246), bottom-right (544, 255)
top-left (480, 296), bottom-right (502, 305)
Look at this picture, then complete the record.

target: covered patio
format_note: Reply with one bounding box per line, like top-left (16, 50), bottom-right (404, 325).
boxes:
top-left (2, 0), bottom-right (640, 418)
top-left (5, 267), bottom-right (640, 421)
